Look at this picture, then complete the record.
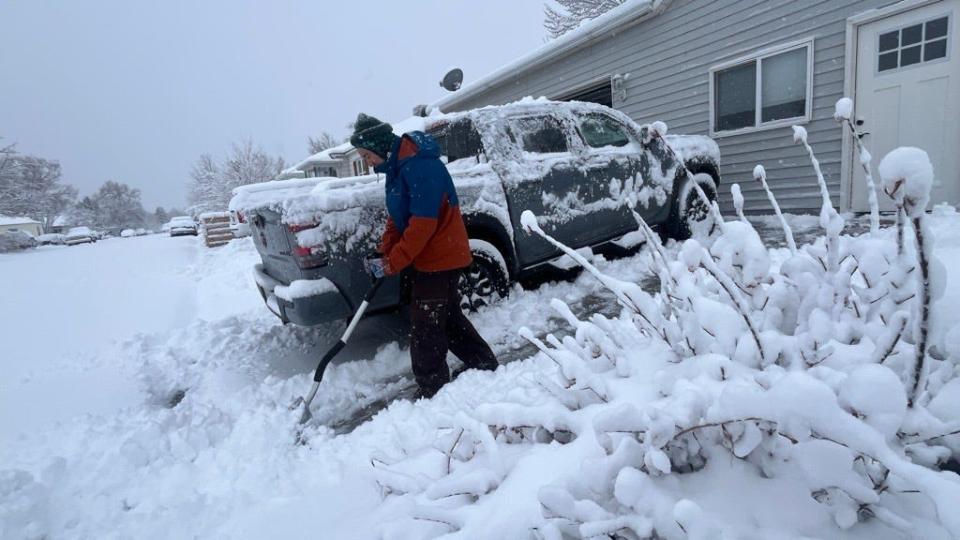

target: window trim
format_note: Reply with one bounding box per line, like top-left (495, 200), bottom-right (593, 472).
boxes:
top-left (709, 37), bottom-right (815, 138)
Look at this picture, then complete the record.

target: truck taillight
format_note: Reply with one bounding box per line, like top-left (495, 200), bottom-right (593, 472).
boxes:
top-left (288, 222), bottom-right (318, 233)
top-left (293, 245), bottom-right (328, 269)
top-left (237, 211), bottom-right (245, 223)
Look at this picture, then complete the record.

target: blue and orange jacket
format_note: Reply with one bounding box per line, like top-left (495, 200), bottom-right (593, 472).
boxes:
top-left (375, 131), bottom-right (472, 275)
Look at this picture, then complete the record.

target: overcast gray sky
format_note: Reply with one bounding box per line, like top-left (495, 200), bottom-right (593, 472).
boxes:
top-left (0, 1), bottom-right (545, 210)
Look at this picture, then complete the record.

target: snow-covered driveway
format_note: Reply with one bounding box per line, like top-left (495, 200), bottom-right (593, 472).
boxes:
top-left (0, 235), bottom-right (200, 441)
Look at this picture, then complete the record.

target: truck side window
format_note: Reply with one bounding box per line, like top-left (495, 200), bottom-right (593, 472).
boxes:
top-left (427, 118), bottom-right (484, 162)
top-left (579, 114), bottom-right (631, 148)
top-left (512, 116), bottom-right (569, 154)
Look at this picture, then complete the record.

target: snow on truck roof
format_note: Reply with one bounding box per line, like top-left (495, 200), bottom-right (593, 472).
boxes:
top-left (231, 97), bottom-right (717, 222)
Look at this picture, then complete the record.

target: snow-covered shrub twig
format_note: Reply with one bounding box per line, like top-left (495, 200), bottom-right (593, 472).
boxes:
top-left (879, 147), bottom-right (937, 406)
top-left (793, 125), bottom-right (844, 270)
top-left (834, 97), bottom-right (881, 234)
top-left (753, 164), bottom-right (796, 253)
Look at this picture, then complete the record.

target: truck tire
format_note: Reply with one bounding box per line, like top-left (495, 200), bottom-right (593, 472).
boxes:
top-left (459, 239), bottom-right (510, 312)
top-left (667, 171), bottom-right (718, 240)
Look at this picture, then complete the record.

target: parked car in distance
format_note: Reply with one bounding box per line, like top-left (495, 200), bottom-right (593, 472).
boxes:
top-left (231, 99), bottom-right (721, 327)
top-left (0, 230), bottom-right (38, 252)
top-left (64, 227), bottom-right (97, 245)
top-left (167, 216), bottom-right (198, 237)
top-left (36, 233), bottom-right (66, 246)
top-left (121, 229), bottom-right (137, 238)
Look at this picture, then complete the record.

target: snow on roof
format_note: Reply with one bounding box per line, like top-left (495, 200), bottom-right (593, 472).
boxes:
top-left (52, 215), bottom-right (69, 226)
top-left (0, 215), bottom-right (40, 225)
top-left (431, 0), bottom-right (665, 111)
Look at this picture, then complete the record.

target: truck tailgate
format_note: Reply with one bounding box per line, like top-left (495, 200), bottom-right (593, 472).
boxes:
top-left (250, 208), bottom-right (302, 285)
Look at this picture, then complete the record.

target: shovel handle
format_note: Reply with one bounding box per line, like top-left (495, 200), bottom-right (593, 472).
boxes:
top-left (311, 277), bottom-right (385, 383)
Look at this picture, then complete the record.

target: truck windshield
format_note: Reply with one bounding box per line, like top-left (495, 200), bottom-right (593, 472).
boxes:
top-left (427, 118), bottom-right (484, 163)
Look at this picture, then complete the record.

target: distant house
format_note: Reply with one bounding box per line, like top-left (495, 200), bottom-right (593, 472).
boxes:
top-left (0, 215), bottom-right (43, 236)
top-left (277, 116), bottom-right (429, 181)
top-left (279, 143), bottom-right (370, 181)
top-left (431, 0), bottom-right (960, 214)
top-left (50, 215), bottom-right (71, 234)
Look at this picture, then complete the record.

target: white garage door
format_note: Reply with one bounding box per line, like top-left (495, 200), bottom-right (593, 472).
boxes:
top-left (853, 0), bottom-right (959, 211)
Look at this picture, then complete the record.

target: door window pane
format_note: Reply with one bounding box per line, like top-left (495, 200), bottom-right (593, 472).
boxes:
top-left (879, 30), bottom-right (899, 51)
top-left (761, 47), bottom-right (807, 122)
top-left (715, 61), bottom-right (756, 131)
top-left (579, 114), bottom-right (631, 148)
top-left (925, 38), bottom-right (947, 61)
top-left (926, 17), bottom-right (948, 39)
top-left (901, 23), bottom-right (923, 45)
top-left (901, 44), bottom-right (922, 66)
top-left (512, 116), bottom-right (569, 153)
top-left (879, 51), bottom-right (899, 71)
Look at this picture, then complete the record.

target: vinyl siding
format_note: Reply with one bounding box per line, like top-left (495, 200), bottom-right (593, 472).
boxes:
top-left (439, 0), bottom-right (899, 214)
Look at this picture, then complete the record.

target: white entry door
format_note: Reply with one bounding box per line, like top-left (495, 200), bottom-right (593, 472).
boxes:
top-left (853, 0), bottom-right (960, 211)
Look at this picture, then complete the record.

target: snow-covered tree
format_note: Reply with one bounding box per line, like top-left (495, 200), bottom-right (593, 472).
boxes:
top-left (88, 181), bottom-right (146, 229)
top-left (188, 140), bottom-right (285, 214)
top-left (307, 132), bottom-right (339, 155)
top-left (153, 207), bottom-right (169, 227)
top-left (544, 0), bottom-right (627, 38)
top-left (187, 153), bottom-right (222, 215)
top-left (0, 143), bottom-right (77, 227)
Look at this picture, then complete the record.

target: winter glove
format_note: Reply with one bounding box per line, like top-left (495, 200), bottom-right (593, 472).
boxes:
top-left (364, 256), bottom-right (387, 279)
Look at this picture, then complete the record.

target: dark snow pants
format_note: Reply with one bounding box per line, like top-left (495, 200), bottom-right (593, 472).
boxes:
top-left (410, 269), bottom-right (498, 396)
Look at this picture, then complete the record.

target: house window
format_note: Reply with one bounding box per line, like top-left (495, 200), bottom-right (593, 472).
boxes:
top-left (878, 15), bottom-right (950, 72)
top-left (711, 39), bottom-right (813, 134)
top-left (352, 159), bottom-right (368, 176)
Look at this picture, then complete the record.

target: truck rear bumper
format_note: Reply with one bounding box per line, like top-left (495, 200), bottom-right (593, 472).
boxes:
top-left (252, 264), bottom-right (351, 326)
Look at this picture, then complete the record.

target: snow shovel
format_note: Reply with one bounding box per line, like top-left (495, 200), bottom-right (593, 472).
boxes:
top-left (292, 277), bottom-right (385, 426)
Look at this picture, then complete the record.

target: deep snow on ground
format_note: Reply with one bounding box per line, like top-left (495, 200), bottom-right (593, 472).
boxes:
top-left (0, 235), bottom-right (201, 442)
top-left (2, 212), bottom-right (960, 539)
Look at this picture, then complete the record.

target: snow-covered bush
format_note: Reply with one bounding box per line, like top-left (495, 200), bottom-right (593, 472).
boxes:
top-left (371, 99), bottom-right (960, 539)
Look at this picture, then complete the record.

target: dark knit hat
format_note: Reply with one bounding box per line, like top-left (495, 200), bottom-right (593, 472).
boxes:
top-left (350, 113), bottom-right (398, 159)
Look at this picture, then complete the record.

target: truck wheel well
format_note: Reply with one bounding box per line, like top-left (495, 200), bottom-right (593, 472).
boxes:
top-left (684, 158), bottom-right (721, 188)
top-left (464, 220), bottom-right (516, 278)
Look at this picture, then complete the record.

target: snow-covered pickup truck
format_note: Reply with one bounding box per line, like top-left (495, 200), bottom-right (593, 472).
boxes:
top-left (230, 99), bottom-right (720, 326)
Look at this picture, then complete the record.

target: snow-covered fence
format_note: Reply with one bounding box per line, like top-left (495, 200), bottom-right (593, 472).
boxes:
top-left (371, 99), bottom-right (959, 538)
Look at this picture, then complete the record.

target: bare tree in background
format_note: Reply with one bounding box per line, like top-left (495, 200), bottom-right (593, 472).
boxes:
top-left (90, 181), bottom-right (146, 229)
top-left (0, 139), bottom-right (78, 227)
top-left (544, 0), bottom-right (627, 38)
top-left (188, 140), bottom-right (285, 214)
top-left (188, 153), bottom-right (222, 215)
top-left (307, 132), bottom-right (340, 155)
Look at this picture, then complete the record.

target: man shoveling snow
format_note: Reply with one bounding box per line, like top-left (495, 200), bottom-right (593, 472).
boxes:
top-left (351, 113), bottom-right (498, 399)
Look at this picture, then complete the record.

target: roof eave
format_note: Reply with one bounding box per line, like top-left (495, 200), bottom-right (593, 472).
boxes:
top-left (431, 0), bottom-right (671, 111)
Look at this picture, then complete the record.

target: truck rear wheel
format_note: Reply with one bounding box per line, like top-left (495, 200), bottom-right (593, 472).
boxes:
top-left (667, 172), bottom-right (718, 240)
top-left (459, 239), bottom-right (510, 312)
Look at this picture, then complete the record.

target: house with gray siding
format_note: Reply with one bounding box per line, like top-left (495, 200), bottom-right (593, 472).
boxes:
top-left (432, 0), bottom-right (959, 214)
top-left (278, 143), bottom-right (371, 181)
